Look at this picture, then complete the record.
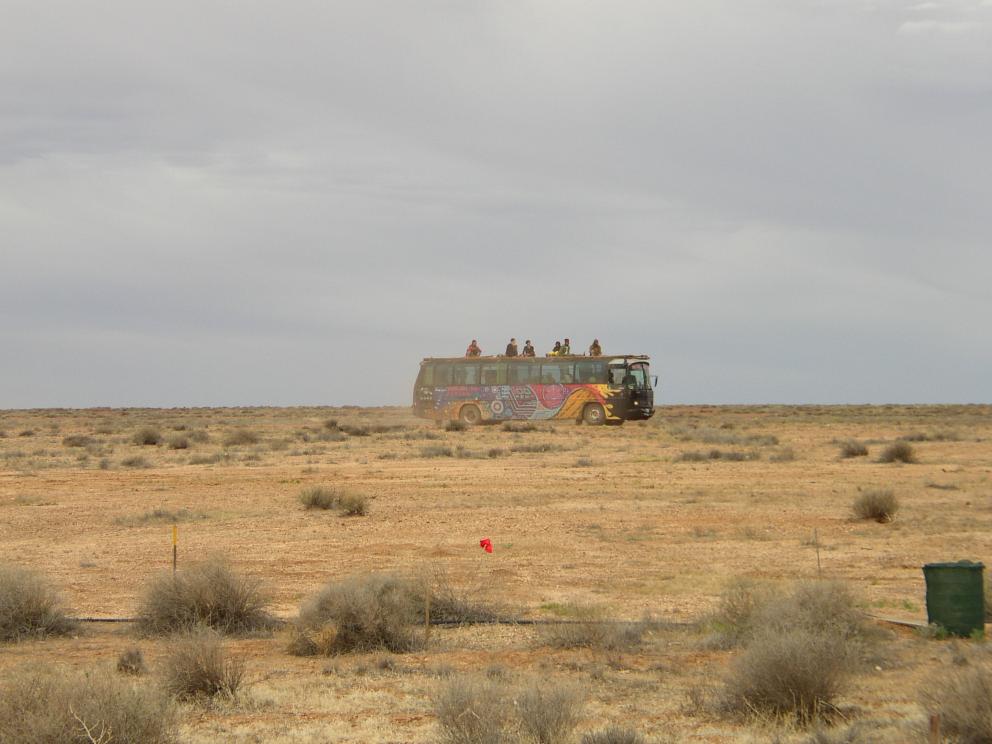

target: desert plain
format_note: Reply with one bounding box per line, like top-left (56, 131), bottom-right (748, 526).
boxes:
top-left (1, 403), bottom-right (990, 742)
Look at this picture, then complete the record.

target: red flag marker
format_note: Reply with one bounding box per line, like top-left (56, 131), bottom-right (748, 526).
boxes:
top-left (479, 538), bottom-right (493, 553)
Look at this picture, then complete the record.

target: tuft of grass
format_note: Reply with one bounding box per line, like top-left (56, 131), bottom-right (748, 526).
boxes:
top-left (136, 558), bottom-right (274, 635)
top-left (0, 666), bottom-right (176, 743)
top-left (121, 455), bottom-right (151, 468)
top-left (117, 646), bottom-right (146, 675)
top-left (421, 445), bottom-right (454, 458)
top-left (769, 447), bottom-right (796, 462)
top-left (445, 420), bottom-right (467, 432)
top-left (295, 574), bottom-right (420, 654)
top-left (923, 663), bottom-right (992, 743)
top-left (166, 435), bottom-right (189, 450)
top-left (340, 424), bottom-right (370, 437)
top-left (189, 453), bottom-right (224, 465)
top-left (900, 430), bottom-right (959, 442)
top-left (852, 489), bottom-right (898, 523)
top-left (517, 680), bottom-right (584, 744)
top-left (488, 448), bottom-right (507, 458)
top-left (677, 449), bottom-right (758, 462)
top-left (509, 442), bottom-right (560, 454)
top-left (838, 440), bottom-right (868, 458)
top-left (162, 627), bottom-right (245, 701)
top-left (132, 427), bottom-right (163, 446)
top-left (0, 565), bottom-right (76, 642)
top-left (114, 508), bottom-right (205, 527)
top-left (337, 492), bottom-right (368, 517)
top-left (434, 676), bottom-right (512, 744)
top-left (877, 441), bottom-right (917, 464)
top-left (298, 486), bottom-right (338, 510)
top-left (61, 434), bottom-right (94, 448)
top-left (18, 429), bottom-right (35, 437)
top-left (223, 429), bottom-right (260, 447)
top-left (502, 421), bottom-right (538, 433)
top-left (323, 418), bottom-right (339, 430)
top-left (580, 727), bottom-right (647, 744)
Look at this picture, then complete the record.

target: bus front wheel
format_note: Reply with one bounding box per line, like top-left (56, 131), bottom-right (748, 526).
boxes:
top-left (459, 404), bottom-right (482, 426)
top-left (582, 403), bottom-right (606, 426)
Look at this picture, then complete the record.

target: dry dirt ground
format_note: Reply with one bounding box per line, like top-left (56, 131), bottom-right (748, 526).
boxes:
top-left (1, 404), bottom-right (990, 742)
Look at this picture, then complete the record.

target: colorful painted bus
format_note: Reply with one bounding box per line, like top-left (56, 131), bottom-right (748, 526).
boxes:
top-left (412, 355), bottom-right (656, 425)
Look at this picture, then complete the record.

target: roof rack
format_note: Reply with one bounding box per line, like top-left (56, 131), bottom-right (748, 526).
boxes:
top-left (420, 354), bottom-right (650, 362)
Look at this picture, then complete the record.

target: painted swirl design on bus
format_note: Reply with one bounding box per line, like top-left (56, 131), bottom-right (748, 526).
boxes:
top-left (431, 384), bottom-right (616, 421)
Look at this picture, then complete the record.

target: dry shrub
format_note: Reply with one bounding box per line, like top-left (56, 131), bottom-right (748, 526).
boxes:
top-left (540, 607), bottom-right (648, 651)
top-left (922, 663), bottom-right (992, 744)
top-left (296, 574), bottom-right (420, 654)
top-left (223, 429), bottom-right (260, 447)
top-left (446, 420), bottom-right (467, 432)
top-left (121, 455), bottom-right (151, 469)
top-left (337, 492), bottom-right (368, 516)
top-left (722, 627), bottom-right (852, 723)
top-left (62, 434), bottom-right (94, 448)
top-left (852, 489), bottom-right (898, 523)
top-left (580, 727), bottom-right (647, 744)
top-left (677, 449), bottom-right (758, 462)
top-left (166, 435), bottom-right (189, 450)
top-left (136, 559), bottom-right (273, 635)
top-left (718, 581), bottom-right (870, 723)
top-left (838, 440), bottom-right (868, 459)
top-left (188, 430), bottom-right (210, 443)
top-left (877, 441), bottom-right (916, 464)
top-left (801, 722), bottom-right (882, 744)
top-left (323, 418), bottom-right (339, 430)
top-left (517, 680), bottom-right (584, 744)
top-left (706, 578), bottom-right (774, 648)
top-left (299, 486), bottom-right (338, 510)
top-left (132, 427), bottom-right (162, 446)
top-left (417, 567), bottom-right (506, 624)
top-left (161, 628), bottom-right (245, 700)
top-left (434, 676), bottom-right (513, 744)
top-left (422, 445), bottom-right (454, 458)
top-left (0, 564), bottom-right (76, 642)
top-left (0, 666), bottom-right (175, 743)
top-left (117, 647), bottom-right (146, 675)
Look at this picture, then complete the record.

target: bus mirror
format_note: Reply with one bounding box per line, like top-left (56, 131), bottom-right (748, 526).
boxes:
top-left (652, 375), bottom-right (658, 388)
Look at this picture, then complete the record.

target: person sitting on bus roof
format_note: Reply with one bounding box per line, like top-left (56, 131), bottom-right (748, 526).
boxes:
top-left (561, 338), bottom-right (571, 355)
top-left (548, 341), bottom-right (562, 356)
top-left (505, 338), bottom-right (518, 357)
top-left (466, 340), bottom-right (482, 357)
top-left (522, 340), bottom-right (535, 357)
top-left (589, 339), bottom-right (602, 356)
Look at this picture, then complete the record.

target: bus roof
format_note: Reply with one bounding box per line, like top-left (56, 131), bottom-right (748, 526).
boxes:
top-left (420, 355), bottom-right (650, 364)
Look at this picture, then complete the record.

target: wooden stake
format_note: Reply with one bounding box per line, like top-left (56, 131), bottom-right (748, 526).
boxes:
top-left (929, 712), bottom-right (941, 744)
top-left (172, 524), bottom-right (178, 575)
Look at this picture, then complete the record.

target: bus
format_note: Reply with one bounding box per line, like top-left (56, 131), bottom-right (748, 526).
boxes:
top-left (412, 355), bottom-right (656, 425)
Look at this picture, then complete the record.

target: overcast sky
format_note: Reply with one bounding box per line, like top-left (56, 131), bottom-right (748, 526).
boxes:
top-left (1, 1), bottom-right (990, 407)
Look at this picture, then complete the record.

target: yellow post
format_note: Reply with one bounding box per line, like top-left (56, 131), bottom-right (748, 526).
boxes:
top-left (172, 524), bottom-right (178, 575)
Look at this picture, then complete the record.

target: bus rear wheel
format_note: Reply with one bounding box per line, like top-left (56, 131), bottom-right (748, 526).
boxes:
top-left (582, 403), bottom-right (606, 426)
top-left (459, 404), bottom-right (482, 426)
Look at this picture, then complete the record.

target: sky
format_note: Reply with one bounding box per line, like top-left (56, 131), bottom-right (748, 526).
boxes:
top-left (1, 0), bottom-right (990, 407)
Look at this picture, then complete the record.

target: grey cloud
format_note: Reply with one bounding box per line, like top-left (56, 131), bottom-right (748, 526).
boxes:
top-left (1, 0), bottom-right (990, 406)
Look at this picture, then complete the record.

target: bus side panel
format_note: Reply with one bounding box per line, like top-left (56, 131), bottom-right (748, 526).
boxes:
top-left (429, 384), bottom-right (621, 421)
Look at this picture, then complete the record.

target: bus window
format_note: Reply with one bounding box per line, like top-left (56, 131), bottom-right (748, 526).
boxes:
top-left (540, 362), bottom-right (574, 384)
top-left (508, 364), bottom-right (540, 384)
top-left (420, 365), bottom-right (434, 386)
top-left (628, 364), bottom-right (648, 390)
top-left (609, 366), bottom-right (626, 386)
top-left (575, 361), bottom-right (607, 384)
top-left (452, 365), bottom-right (479, 385)
top-left (479, 363), bottom-right (506, 385)
top-left (434, 364), bottom-right (452, 386)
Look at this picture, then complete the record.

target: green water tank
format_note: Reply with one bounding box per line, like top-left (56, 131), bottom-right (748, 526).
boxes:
top-left (923, 561), bottom-right (985, 637)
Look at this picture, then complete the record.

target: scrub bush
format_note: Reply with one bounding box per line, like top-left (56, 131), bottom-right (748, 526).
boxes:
top-left (923, 664), bottom-right (992, 744)
top-left (580, 728), bottom-right (647, 744)
top-left (838, 440), bottom-right (868, 458)
top-left (0, 666), bottom-right (176, 743)
top-left (299, 486), bottom-right (338, 510)
top-left (517, 680), bottom-right (583, 744)
top-left (0, 564), bottom-right (76, 642)
top-left (132, 427), bottom-right (162, 446)
top-left (295, 574), bottom-right (420, 654)
top-left (222, 429), bottom-right (260, 447)
top-left (877, 441), bottom-right (917, 464)
top-left (161, 628), bottom-right (245, 700)
top-left (136, 559), bottom-right (273, 635)
top-left (116, 647), bottom-right (146, 675)
top-left (852, 489), bottom-right (898, 523)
